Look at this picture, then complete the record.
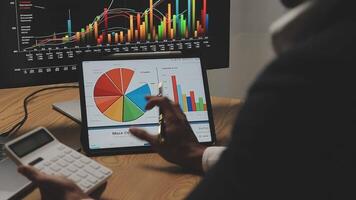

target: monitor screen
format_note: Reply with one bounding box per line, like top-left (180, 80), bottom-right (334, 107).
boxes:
top-left (0, 0), bottom-right (230, 88)
top-left (81, 58), bottom-right (214, 149)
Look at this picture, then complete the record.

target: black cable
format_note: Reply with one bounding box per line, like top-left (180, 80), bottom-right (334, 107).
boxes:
top-left (0, 85), bottom-right (79, 137)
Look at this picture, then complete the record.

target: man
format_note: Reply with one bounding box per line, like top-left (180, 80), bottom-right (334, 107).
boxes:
top-left (19, 0), bottom-right (356, 199)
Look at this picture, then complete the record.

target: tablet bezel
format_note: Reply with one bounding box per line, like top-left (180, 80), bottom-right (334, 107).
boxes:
top-left (79, 55), bottom-right (216, 156)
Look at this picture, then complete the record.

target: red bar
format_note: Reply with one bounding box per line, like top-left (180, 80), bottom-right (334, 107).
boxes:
top-left (203, 0), bottom-right (207, 30)
top-left (190, 91), bottom-right (197, 111)
top-left (172, 76), bottom-right (179, 103)
top-left (104, 8), bottom-right (109, 39)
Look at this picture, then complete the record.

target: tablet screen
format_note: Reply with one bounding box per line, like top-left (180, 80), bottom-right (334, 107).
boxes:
top-left (82, 58), bottom-right (213, 150)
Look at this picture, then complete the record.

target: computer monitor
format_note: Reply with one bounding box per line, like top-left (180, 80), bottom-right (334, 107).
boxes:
top-left (0, 0), bottom-right (230, 88)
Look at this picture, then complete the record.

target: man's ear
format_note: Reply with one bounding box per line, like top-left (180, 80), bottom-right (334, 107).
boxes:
top-left (281, 0), bottom-right (307, 8)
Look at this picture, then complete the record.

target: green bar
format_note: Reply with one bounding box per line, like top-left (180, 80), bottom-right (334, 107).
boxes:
top-left (183, 19), bottom-right (186, 38)
top-left (158, 25), bottom-right (162, 40)
top-left (198, 97), bottom-right (204, 111)
top-left (81, 28), bottom-right (85, 33)
top-left (145, 13), bottom-right (149, 37)
top-left (180, 15), bottom-right (184, 38)
top-left (173, 15), bottom-right (177, 38)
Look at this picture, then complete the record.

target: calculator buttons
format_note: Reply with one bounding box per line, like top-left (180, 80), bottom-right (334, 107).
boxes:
top-left (31, 144), bottom-right (112, 194)
top-left (59, 169), bottom-right (71, 178)
top-left (57, 145), bottom-right (65, 151)
top-left (69, 174), bottom-right (82, 183)
top-left (49, 164), bottom-right (61, 172)
top-left (74, 161), bottom-right (84, 169)
top-left (77, 171), bottom-right (88, 179)
top-left (79, 180), bottom-right (93, 190)
top-left (64, 156), bottom-right (75, 163)
top-left (80, 158), bottom-right (92, 164)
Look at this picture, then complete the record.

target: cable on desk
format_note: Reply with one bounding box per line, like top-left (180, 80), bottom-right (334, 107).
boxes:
top-left (0, 85), bottom-right (79, 137)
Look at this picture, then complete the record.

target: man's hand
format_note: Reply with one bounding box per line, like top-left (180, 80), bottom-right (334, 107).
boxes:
top-left (130, 96), bottom-right (207, 172)
top-left (18, 165), bottom-right (89, 200)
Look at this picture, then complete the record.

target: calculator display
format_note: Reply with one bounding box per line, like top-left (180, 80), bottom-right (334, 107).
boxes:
top-left (9, 129), bottom-right (54, 158)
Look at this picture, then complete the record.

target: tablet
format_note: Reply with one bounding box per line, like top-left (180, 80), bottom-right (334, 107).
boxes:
top-left (79, 57), bottom-right (216, 155)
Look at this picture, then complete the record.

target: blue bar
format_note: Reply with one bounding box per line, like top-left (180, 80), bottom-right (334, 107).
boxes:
top-left (177, 84), bottom-right (184, 110)
top-left (188, 0), bottom-right (191, 34)
top-left (187, 97), bottom-right (193, 112)
top-left (67, 20), bottom-right (72, 36)
top-left (206, 14), bottom-right (209, 33)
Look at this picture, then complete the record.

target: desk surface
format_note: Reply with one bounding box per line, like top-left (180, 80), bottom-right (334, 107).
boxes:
top-left (0, 84), bottom-right (241, 200)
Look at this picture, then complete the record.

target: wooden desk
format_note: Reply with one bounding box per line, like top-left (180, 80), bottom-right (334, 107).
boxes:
top-left (0, 84), bottom-right (241, 200)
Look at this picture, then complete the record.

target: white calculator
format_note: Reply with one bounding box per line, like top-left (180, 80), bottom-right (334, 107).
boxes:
top-left (4, 127), bottom-right (112, 194)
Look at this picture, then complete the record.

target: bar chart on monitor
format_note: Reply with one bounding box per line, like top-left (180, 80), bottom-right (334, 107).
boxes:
top-left (14, 0), bottom-right (210, 57)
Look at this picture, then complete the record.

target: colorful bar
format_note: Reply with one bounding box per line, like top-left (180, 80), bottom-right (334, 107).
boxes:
top-left (182, 94), bottom-right (188, 112)
top-left (120, 31), bottom-right (124, 43)
top-left (198, 97), bottom-right (204, 111)
top-left (173, 15), bottom-right (177, 38)
top-left (206, 14), bottom-right (209, 33)
top-left (171, 76), bottom-right (179, 103)
top-left (137, 13), bottom-right (141, 36)
top-left (135, 30), bottom-right (139, 41)
top-left (75, 32), bottom-right (80, 42)
top-left (192, 0), bottom-right (196, 33)
top-left (67, 10), bottom-right (72, 36)
top-left (168, 3), bottom-right (172, 38)
top-left (163, 17), bottom-right (167, 40)
top-left (189, 91), bottom-right (197, 111)
top-left (81, 28), bottom-right (85, 41)
top-left (188, 0), bottom-right (191, 34)
top-left (203, 0), bottom-right (207, 30)
top-left (177, 85), bottom-right (184, 110)
top-left (94, 21), bottom-right (98, 39)
top-left (150, 0), bottom-right (153, 35)
top-left (145, 13), bottom-right (149, 37)
top-left (127, 30), bottom-right (131, 42)
top-left (187, 97), bottom-right (193, 112)
top-left (176, 0), bottom-right (179, 34)
top-left (107, 33), bottom-right (112, 44)
top-left (115, 33), bottom-right (119, 43)
top-left (130, 15), bottom-right (134, 40)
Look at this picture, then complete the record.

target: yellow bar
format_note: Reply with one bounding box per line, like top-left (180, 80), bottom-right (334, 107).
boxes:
top-left (142, 22), bottom-right (146, 40)
top-left (168, 4), bottom-right (171, 36)
top-left (94, 22), bottom-right (98, 39)
top-left (107, 34), bottom-right (112, 44)
top-left (194, 30), bottom-right (198, 38)
top-left (150, 0), bottom-right (153, 35)
top-left (130, 15), bottom-right (134, 40)
top-left (182, 94), bottom-right (188, 112)
top-left (171, 28), bottom-right (174, 40)
top-left (140, 25), bottom-right (144, 41)
top-left (163, 17), bottom-right (166, 40)
top-left (135, 30), bottom-right (139, 41)
top-left (120, 31), bottom-right (124, 43)
top-left (76, 32), bottom-right (80, 42)
top-left (127, 30), bottom-right (131, 42)
top-left (115, 33), bottom-right (119, 43)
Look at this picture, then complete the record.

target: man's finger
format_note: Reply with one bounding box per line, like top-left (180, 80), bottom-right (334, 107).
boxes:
top-left (145, 96), bottom-right (176, 118)
top-left (129, 127), bottom-right (158, 146)
top-left (18, 165), bottom-right (44, 182)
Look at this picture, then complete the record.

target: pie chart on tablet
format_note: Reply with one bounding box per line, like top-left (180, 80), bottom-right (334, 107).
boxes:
top-left (93, 68), bottom-right (151, 122)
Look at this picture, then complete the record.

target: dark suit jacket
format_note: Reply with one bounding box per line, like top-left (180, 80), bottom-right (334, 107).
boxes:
top-left (188, 2), bottom-right (356, 199)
